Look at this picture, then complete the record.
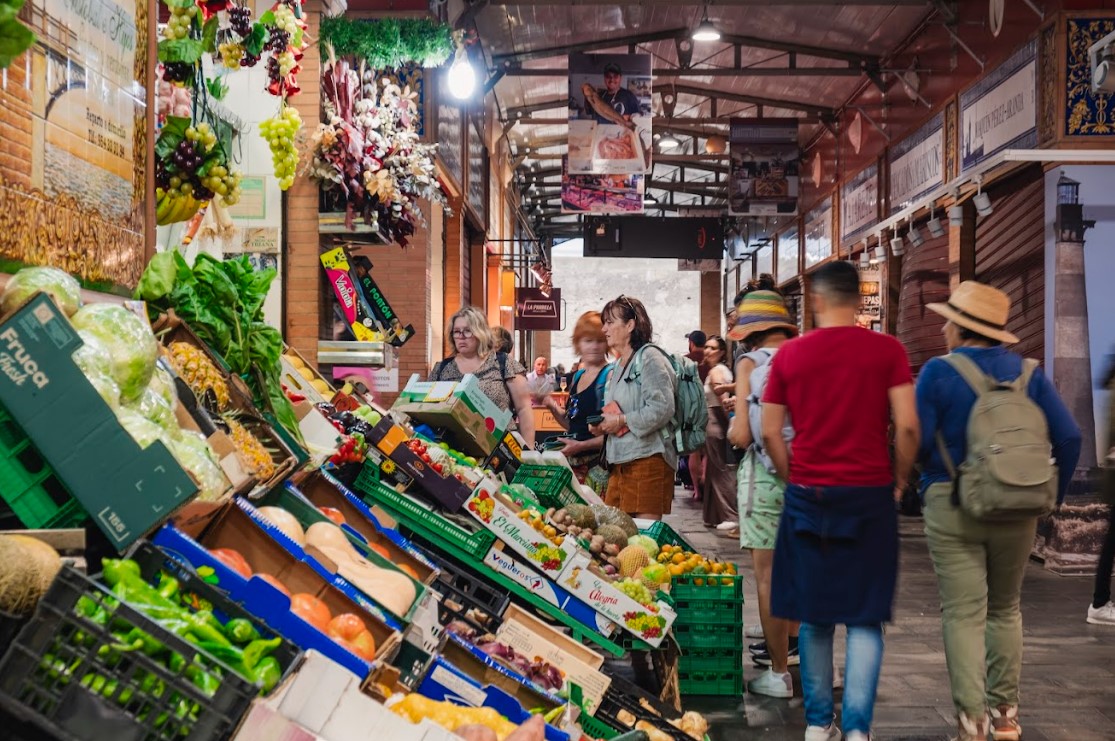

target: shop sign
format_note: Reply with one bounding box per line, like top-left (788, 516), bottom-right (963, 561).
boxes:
top-left (560, 156), bottom-right (644, 214)
top-left (804, 197), bottom-right (833, 268)
top-left (514, 287), bottom-right (562, 331)
top-left (568, 53), bottom-right (652, 175)
top-left (888, 114), bottom-right (944, 214)
top-left (857, 267), bottom-right (882, 332)
top-left (841, 163), bottom-right (879, 244)
top-left (728, 119), bottom-right (801, 216)
top-left (961, 39), bottom-right (1037, 172)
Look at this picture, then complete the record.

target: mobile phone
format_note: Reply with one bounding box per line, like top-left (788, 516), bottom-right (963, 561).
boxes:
top-left (587, 415), bottom-right (604, 425)
top-left (542, 438), bottom-right (567, 451)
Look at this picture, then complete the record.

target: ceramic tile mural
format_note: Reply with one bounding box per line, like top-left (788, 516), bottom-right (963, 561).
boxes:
top-left (1065, 18), bottom-right (1115, 137)
top-left (0, 0), bottom-right (147, 286)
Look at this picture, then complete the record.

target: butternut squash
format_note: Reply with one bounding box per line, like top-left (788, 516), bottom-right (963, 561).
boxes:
top-left (304, 522), bottom-right (417, 616)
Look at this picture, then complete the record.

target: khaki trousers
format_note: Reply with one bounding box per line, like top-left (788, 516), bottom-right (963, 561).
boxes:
top-left (923, 482), bottom-right (1038, 717)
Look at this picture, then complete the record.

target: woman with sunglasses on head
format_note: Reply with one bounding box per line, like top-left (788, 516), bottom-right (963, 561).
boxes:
top-left (702, 334), bottom-right (738, 531)
top-left (543, 312), bottom-right (613, 483)
top-left (431, 306), bottom-right (535, 447)
top-left (590, 295), bottom-right (677, 520)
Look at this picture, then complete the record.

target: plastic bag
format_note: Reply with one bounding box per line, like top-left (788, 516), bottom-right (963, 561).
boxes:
top-left (1, 266), bottom-right (82, 317)
top-left (169, 431), bottom-right (230, 502)
top-left (71, 304), bottom-right (158, 403)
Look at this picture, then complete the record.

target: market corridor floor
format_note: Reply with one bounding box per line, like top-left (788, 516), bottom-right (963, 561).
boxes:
top-left (661, 491), bottom-right (1115, 741)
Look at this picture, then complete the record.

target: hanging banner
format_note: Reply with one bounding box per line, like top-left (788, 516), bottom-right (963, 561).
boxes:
top-left (856, 267), bottom-right (882, 332)
top-left (560, 157), bottom-right (644, 214)
top-left (961, 39), bottom-right (1037, 172)
top-left (568, 53), bottom-right (652, 175)
top-left (804, 197), bottom-right (833, 268)
top-left (888, 113), bottom-right (944, 214)
top-left (514, 288), bottom-right (562, 331)
top-left (841, 163), bottom-right (879, 244)
top-left (728, 119), bottom-right (801, 216)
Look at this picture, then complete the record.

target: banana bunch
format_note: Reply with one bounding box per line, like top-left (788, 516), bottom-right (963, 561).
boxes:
top-left (155, 187), bottom-right (206, 226)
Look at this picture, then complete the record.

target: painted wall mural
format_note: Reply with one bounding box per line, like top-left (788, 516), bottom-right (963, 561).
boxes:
top-left (1065, 18), bottom-right (1115, 137)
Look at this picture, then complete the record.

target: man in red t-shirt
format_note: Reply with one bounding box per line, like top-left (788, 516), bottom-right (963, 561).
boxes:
top-left (760, 260), bottom-right (919, 741)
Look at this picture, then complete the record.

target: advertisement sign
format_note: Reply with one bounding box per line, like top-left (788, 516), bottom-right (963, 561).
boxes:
top-left (515, 287), bottom-right (562, 331)
top-left (583, 216), bottom-right (724, 260)
top-left (888, 114), bottom-right (944, 214)
top-left (560, 157), bottom-right (644, 214)
top-left (841, 163), bottom-right (879, 244)
top-left (961, 40), bottom-right (1037, 172)
top-left (728, 119), bottom-right (801, 216)
top-left (857, 267), bottom-right (882, 332)
top-left (568, 53), bottom-right (652, 175)
top-left (804, 197), bottom-right (833, 268)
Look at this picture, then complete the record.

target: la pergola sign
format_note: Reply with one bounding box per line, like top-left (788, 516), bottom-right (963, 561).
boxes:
top-left (515, 287), bottom-right (562, 331)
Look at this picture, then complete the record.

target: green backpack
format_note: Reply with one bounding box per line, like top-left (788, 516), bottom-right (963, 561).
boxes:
top-left (936, 353), bottom-right (1057, 521)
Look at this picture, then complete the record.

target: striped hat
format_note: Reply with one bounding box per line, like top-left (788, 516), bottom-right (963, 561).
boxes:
top-left (727, 289), bottom-right (798, 342)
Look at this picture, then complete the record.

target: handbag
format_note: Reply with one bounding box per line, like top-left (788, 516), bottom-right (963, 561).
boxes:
top-left (586, 438), bottom-right (610, 496)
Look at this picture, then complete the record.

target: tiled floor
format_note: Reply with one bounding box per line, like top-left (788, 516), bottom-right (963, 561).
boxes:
top-left (660, 490), bottom-right (1115, 741)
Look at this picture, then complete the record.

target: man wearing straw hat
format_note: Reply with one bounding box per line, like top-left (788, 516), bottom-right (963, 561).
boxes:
top-left (917, 281), bottom-right (1080, 741)
top-left (760, 261), bottom-right (920, 741)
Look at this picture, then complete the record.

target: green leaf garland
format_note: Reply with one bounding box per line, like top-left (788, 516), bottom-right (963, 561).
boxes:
top-left (318, 17), bottom-right (452, 69)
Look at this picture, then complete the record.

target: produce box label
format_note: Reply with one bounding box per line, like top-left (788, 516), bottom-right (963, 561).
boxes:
top-left (0, 295), bottom-right (197, 549)
top-left (484, 431), bottom-right (524, 479)
top-left (465, 487), bottom-right (578, 576)
top-left (398, 373), bottom-right (511, 439)
top-left (558, 550), bottom-right (676, 648)
top-left (496, 618), bottom-right (610, 714)
top-left (366, 417), bottom-right (472, 511)
top-left (482, 546), bottom-right (616, 637)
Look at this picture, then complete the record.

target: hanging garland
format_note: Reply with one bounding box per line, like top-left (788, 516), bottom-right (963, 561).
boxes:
top-left (318, 17), bottom-right (453, 69)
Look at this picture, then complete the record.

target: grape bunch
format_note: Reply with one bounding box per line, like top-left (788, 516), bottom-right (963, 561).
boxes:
top-left (162, 3), bottom-right (197, 40)
top-left (228, 5), bottom-right (252, 37)
top-left (272, 5), bottom-right (299, 35)
top-left (616, 577), bottom-right (655, 607)
top-left (276, 51), bottom-right (295, 77)
top-left (266, 56), bottom-right (281, 84)
top-left (162, 61), bottom-right (194, 84)
top-left (265, 28), bottom-right (289, 55)
top-left (260, 106), bottom-right (302, 191)
top-left (199, 164), bottom-right (243, 206)
top-left (240, 52), bottom-right (260, 68)
top-left (218, 41), bottom-right (244, 70)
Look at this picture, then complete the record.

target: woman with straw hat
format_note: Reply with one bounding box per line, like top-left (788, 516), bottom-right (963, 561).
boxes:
top-left (918, 281), bottom-right (1081, 741)
top-left (726, 276), bottom-right (802, 699)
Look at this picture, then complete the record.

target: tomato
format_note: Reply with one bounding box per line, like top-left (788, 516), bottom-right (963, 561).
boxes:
top-left (254, 573), bottom-right (291, 597)
top-left (320, 507), bottom-right (346, 526)
top-left (290, 593), bottom-right (332, 632)
top-left (327, 612), bottom-right (368, 642)
top-left (210, 547), bottom-right (253, 578)
top-left (349, 630), bottom-right (378, 661)
top-left (430, 462), bottom-right (443, 475)
top-left (367, 542), bottom-right (392, 560)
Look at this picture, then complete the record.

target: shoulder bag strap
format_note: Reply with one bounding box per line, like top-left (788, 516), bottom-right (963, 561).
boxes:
top-left (496, 352), bottom-right (514, 411)
top-left (942, 352), bottom-right (993, 395)
top-left (1014, 358), bottom-right (1039, 393)
top-left (433, 358), bottom-right (449, 381)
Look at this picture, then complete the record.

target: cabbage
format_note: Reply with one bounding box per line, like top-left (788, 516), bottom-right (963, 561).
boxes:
top-left (85, 370), bottom-right (122, 409)
top-left (1, 267), bottom-right (82, 317)
top-left (71, 304), bottom-right (158, 403)
top-left (124, 387), bottom-right (178, 433)
top-left (148, 365), bottom-right (179, 409)
top-left (114, 408), bottom-right (172, 450)
top-left (168, 431), bottom-right (230, 502)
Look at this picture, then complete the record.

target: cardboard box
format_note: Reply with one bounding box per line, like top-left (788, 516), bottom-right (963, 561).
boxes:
top-left (281, 344), bottom-right (335, 405)
top-left (480, 545), bottom-right (617, 637)
top-left (365, 417), bottom-right (473, 512)
top-left (483, 430), bottom-right (525, 480)
top-left (233, 701), bottom-right (324, 741)
top-left (557, 550), bottom-right (676, 648)
top-left (394, 374), bottom-right (511, 458)
top-left (495, 604), bottom-right (611, 715)
top-left (463, 486), bottom-right (580, 579)
top-left (0, 294), bottom-right (198, 550)
top-left (152, 506), bottom-right (400, 678)
top-left (438, 633), bottom-right (564, 709)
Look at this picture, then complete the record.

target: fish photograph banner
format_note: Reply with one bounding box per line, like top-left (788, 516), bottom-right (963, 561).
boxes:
top-left (568, 53), bottom-right (652, 175)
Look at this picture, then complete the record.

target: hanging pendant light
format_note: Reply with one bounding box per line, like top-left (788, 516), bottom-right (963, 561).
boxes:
top-left (692, 6), bottom-right (721, 42)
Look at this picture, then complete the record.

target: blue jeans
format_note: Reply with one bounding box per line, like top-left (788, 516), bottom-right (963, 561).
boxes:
top-left (799, 623), bottom-right (884, 734)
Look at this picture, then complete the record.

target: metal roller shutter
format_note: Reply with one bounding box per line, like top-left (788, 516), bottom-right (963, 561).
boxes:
top-left (897, 233), bottom-right (949, 375)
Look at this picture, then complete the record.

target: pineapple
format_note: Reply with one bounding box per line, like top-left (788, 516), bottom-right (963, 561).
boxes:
top-left (225, 418), bottom-right (276, 480)
top-left (167, 341), bottom-right (230, 409)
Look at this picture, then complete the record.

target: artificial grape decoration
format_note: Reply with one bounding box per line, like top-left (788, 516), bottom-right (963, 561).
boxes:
top-left (228, 4), bottom-right (252, 37)
top-left (218, 41), bottom-right (244, 70)
top-left (161, 61), bottom-right (194, 84)
top-left (259, 105), bottom-right (302, 191)
top-left (162, 2), bottom-right (197, 40)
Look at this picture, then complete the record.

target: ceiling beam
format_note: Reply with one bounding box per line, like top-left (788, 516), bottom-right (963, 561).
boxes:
top-left (487, 0), bottom-right (924, 6)
top-left (665, 83), bottom-right (835, 118)
top-left (505, 97), bottom-right (569, 119)
top-left (501, 66), bottom-right (866, 78)
top-left (718, 33), bottom-right (878, 67)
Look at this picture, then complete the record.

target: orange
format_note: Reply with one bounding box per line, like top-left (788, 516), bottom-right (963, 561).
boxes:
top-left (671, 553), bottom-right (685, 565)
top-left (368, 542), bottom-right (392, 560)
top-left (397, 564), bottom-right (421, 580)
top-left (669, 564), bottom-right (684, 577)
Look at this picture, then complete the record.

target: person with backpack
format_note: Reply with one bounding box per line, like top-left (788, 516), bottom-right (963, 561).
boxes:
top-left (590, 295), bottom-right (682, 519)
top-left (761, 261), bottom-right (920, 741)
top-left (1089, 352), bottom-right (1115, 626)
top-left (918, 281), bottom-right (1081, 741)
top-left (726, 286), bottom-right (800, 699)
top-left (430, 306), bottom-right (535, 447)
top-left (543, 312), bottom-right (613, 483)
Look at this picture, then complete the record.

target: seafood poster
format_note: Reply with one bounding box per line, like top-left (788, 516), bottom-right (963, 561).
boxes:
top-left (560, 157), bottom-right (644, 214)
top-left (568, 53), bottom-right (652, 175)
top-left (728, 119), bottom-right (801, 217)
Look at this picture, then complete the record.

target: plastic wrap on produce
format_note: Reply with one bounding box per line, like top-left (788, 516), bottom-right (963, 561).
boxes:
top-left (0, 266), bottom-right (82, 317)
top-left (72, 304), bottom-right (158, 403)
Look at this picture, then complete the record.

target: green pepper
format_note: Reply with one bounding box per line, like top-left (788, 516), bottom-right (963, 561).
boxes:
top-left (157, 573), bottom-right (180, 601)
top-left (80, 672), bottom-right (107, 694)
top-left (140, 671), bottom-right (166, 698)
top-left (195, 640), bottom-right (247, 672)
top-left (101, 678), bottom-right (119, 699)
top-left (249, 656), bottom-right (282, 693)
top-left (112, 579), bottom-right (176, 612)
top-left (167, 652), bottom-right (186, 674)
top-left (187, 611), bottom-right (230, 647)
top-left (184, 661), bottom-right (220, 697)
top-left (222, 618), bottom-right (260, 645)
top-left (102, 558), bottom-right (141, 587)
top-left (113, 626), bottom-right (164, 656)
top-left (242, 637), bottom-right (281, 670)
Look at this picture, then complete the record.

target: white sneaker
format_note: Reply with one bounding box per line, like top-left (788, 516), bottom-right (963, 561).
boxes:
top-left (716, 520), bottom-right (738, 531)
top-left (1086, 601), bottom-right (1115, 625)
top-left (745, 624), bottom-right (765, 639)
top-left (846, 732), bottom-right (871, 741)
top-left (804, 723), bottom-right (841, 741)
top-left (747, 669), bottom-right (793, 699)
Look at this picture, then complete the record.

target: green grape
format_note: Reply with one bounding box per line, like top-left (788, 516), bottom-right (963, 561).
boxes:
top-left (259, 106), bottom-right (301, 191)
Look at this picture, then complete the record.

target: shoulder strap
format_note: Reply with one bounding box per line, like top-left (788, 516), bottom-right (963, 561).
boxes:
top-left (1015, 358), bottom-right (1039, 393)
top-left (595, 364), bottom-right (613, 395)
top-left (572, 368), bottom-right (585, 387)
top-left (942, 353), bottom-right (992, 395)
top-left (433, 358), bottom-right (450, 381)
top-left (496, 352), bottom-right (514, 408)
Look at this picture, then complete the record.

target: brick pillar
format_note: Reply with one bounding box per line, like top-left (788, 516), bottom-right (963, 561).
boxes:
top-left (283, 0), bottom-right (323, 364)
top-left (0, 54), bottom-right (34, 189)
top-left (443, 199), bottom-right (467, 354)
top-left (948, 201), bottom-right (976, 291)
top-left (700, 270), bottom-right (722, 336)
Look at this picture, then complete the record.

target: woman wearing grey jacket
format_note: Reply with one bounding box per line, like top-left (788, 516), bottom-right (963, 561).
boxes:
top-left (590, 295), bottom-right (677, 519)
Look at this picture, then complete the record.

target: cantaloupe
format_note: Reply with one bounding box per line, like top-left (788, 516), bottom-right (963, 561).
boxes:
top-left (0, 535), bottom-right (62, 616)
top-left (617, 545), bottom-right (650, 578)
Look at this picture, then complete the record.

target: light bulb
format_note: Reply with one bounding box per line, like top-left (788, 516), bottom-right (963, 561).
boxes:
top-left (659, 134), bottom-right (680, 150)
top-left (448, 50), bottom-right (476, 100)
top-left (692, 18), bottom-right (721, 42)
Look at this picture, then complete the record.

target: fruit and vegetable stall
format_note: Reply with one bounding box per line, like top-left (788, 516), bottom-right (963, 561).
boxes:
top-left (0, 261), bottom-right (743, 741)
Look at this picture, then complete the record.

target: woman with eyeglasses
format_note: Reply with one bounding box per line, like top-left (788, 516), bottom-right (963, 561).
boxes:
top-left (543, 312), bottom-right (613, 482)
top-left (590, 295), bottom-right (677, 520)
top-left (431, 306), bottom-right (535, 447)
top-left (701, 334), bottom-right (738, 531)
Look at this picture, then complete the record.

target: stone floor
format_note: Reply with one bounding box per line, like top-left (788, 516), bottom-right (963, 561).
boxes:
top-left (661, 489), bottom-right (1115, 741)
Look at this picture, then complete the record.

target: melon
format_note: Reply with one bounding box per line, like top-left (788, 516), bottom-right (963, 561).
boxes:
top-left (617, 545), bottom-right (651, 578)
top-left (596, 524), bottom-right (629, 551)
top-left (564, 503), bottom-right (596, 529)
top-left (590, 505), bottom-right (638, 538)
top-left (0, 535), bottom-right (62, 616)
top-left (627, 534), bottom-right (659, 558)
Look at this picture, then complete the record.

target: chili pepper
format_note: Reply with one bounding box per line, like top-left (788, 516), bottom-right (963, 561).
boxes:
top-left (167, 652), bottom-right (186, 674)
top-left (80, 672), bottom-right (107, 694)
top-left (196, 640), bottom-right (247, 673)
top-left (102, 558), bottom-right (141, 587)
top-left (113, 626), bottom-right (165, 656)
top-left (249, 656), bottom-right (282, 693)
top-left (117, 684), bottom-right (134, 705)
top-left (186, 611), bottom-right (230, 647)
top-left (157, 573), bottom-right (180, 601)
top-left (222, 618), bottom-right (260, 645)
top-left (242, 637), bottom-right (281, 670)
top-left (101, 678), bottom-right (119, 700)
top-left (184, 661), bottom-right (220, 697)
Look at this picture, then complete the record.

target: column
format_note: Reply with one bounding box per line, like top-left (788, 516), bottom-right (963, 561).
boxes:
top-left (1053, 236), bottom-right (1097, 470)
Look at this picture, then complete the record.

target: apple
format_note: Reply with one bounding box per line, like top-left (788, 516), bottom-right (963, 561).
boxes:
top-left (349, 630), bottom-right (378, 661)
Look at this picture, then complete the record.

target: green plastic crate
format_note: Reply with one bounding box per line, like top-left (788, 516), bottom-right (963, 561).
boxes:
top-left (678, 648), bottom-right (743, 674)
top-left (0, 407), bottom-right (86, 529)
top-left (639, 520), bottom-right (697, 552)
top-left (675, 598), bottom-right (743, 626)
top-left (579, 712), bottom-right (622, 740)
top-left (511, 464), bottom-right (581, 510)
top-left (673, 622), bottom-right (744, 650)
top-left (670, 573), bottom-right (744, 602)
top-left (355, 465), bottom-right (496, 560)
top-left (679, 670), bottom-right (744, 697)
